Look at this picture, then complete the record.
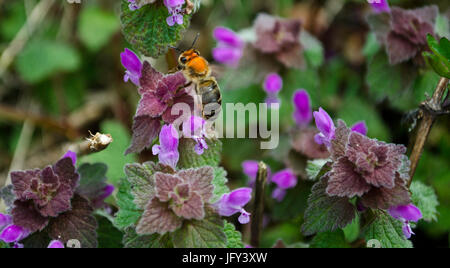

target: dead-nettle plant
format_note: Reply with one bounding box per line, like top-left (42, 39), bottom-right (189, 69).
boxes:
top-left (1, 0), bottom-right (447, 249)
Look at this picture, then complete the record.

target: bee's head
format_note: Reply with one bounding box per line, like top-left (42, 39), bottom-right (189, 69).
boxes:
top-left (178, 49), bottom-right (200, 67)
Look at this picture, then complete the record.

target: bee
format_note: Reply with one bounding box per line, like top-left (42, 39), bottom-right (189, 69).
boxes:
top-left (173, 35), bottom-right (222, 120)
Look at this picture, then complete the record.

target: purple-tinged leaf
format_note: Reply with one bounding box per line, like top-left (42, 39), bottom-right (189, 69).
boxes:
top-left (47, 194), bottom-right (98, 248)
top-left (125, 116), bottom-right (161, 155)
top-left (177, 167), bottom-right (214, 203)
top-left (361, 176), bottom-right (411, 210)
top-left (11, 200), bottom-right (49, 233)
top-left (302, 176), bottom-right (356, 236)
top-left (136, 198), bottom-right (183, 235)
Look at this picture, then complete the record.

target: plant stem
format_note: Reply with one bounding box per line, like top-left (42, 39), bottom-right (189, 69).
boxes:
top-left (250, 161), bottom-right (268, 248)
top-left (408, 77), bottom-right (449, 187)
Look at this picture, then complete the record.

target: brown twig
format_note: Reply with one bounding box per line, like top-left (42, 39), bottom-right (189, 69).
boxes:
top-left (250, 161), bottom-right (268, 248)
top-left (0, 104), bottom-right (79, 139)
top-left (408, 77), bottom-right (449, 187)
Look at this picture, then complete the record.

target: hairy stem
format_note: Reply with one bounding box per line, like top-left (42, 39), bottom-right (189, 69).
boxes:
top-left (408, 77), bottom-right (449, 187)
top-left (250, 161), bottom-right (268, 248)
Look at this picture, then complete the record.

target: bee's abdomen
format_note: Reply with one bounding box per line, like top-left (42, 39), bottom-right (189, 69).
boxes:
top-left (198, 78), bottom-right (222, 119)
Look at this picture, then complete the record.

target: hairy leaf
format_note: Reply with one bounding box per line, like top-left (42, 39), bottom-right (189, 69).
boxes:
top-left (120, 0), bottom-right (191, 58)
top-left (224, 221), bottom-right (244, 248)
top-left (96, 215), bottom-right (124, 248)
top-left (364, 211), bottom-right (413, 248)
top-left (410, 181), bottom-right (439, 222)
top-left (47, 194), bottom-right (98, 248)
top-left (123, 228), bottom-right (173, 248)
top-left (306, 159), bottom-right (330, 181)
top-left (211, 167), bottom-right (230, 203)
top-left (302, 176), bottom-right (356, 236)
top-left (172, 207), bottom-right (226, 248)
top-left (115, 178), bottom-right (143, 230)
top-left (178, 138), bottom-right (222, 168)
top-left (310, 230), bottom-right (350, 248)
top-left (76, 162), bottom-right (108, 203)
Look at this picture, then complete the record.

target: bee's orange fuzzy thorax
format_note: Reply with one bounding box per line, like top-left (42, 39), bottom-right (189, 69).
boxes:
top-left (187, 57), bottom-right (208, 73)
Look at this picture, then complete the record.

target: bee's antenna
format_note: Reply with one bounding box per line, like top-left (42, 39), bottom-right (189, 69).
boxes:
top-left (190, 33), bottom-right (200, 49)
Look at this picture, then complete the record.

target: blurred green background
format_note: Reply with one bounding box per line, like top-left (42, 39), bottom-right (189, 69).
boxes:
top-left (0, 0), bottom-right (449, 247)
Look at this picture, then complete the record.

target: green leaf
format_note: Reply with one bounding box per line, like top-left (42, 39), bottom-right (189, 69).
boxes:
top-left (364, 211), bottom-right (413, 248)
top-left (410, 181), bottom-right (439, 222)
top-left (412, 70), bottom-right (441, 105)
top-left (366, 51), bottom-right (417, 110)
top-left (178, 138), bottom-right (222, 169)
top-left (16, 40), bottom-right (80, 83)
top-left (120, 0), bottom-right (191, 58)
top-left (0, 240), bottom-right (10, 248)
top-left (343, 215), bottom-right (360, 243)
top-left (124, 162), bottom-right (156, 209)
top-left (224, 221), bottom-right (244, 248)
top-left (302, 176), bottom-right (356, 236)
top-left (310, 230), bottom-right (350, 248)
top-left (123, 228), bottom-right (173, 248)
top-left (301, 31), bottom-right (324, 68)
top-left (77, 163), bottom-right (108, 199)
top-left (272, 181), bottom-right (312, 221)
top-left (424, 35), bottom-right (450, 78)
top-left (81, 120), bottom-right (136, 186)
top-left (172, 207), bottom-right (227, 248)
top-left (114, 178), bottom-right (143, 230)
top-left (306, 159), bottom-right (330, 181)
top-left (435, 15), bottom-right (449, 39)
top-left (78, 6), bottom-right (120, 52)
top-left (96, 215), bottom-right (124, 248)
top-left (362, 32), bottom-right (381, 59)
top-left (211, 167), bottom-right (229, 203)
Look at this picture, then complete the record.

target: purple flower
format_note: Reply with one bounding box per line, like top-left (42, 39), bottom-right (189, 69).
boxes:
top-left (214, 188), bottom-right (252, 224)
top-left (213, 27), bottom-right (244, 48)
top-left (48, 240), bottom-right (65, 248)
top-left (263, 73), bottom-right (283, 93)
top-left (212, 27), bottom-right (244, 67)
top-left (13, 242), bottom-right (24, 248)
top-left (263, 73), bottom-right (283, 106)
top-left (292, 89), bottom-right (312, 127)
top-left (128, 0), bottom-right (157, 10)
top-left (128, 0), bottom-right (140, 10)
top-left (152, 124), bottom-right (180, 169)
top-left (242, 160), bottom-right (259, 180)
top-left (182, 116), bottom-right (208, 155)
top-left (242, 160), bottom-right (272, 187)
top-left (369, 0), bottom-right (390, 13)
top-left (313, 107), bottom-right (335, 147)
top-left (351, 121), bottom-right (368, 136)
top-left (388, 204), bottom-right (422, 239)
top-left (0, 225), bottom-right (29, 243)
top-left (121, 48), bottom-right (142, 87)
top-left (164, 0), bottom-right (185, 27)
top-left (62, 150), bottom-right (77, 166)
top-left (271, 169), bottom-right (297, 202)
top-left (0, 213), bottom-right (12, 231)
